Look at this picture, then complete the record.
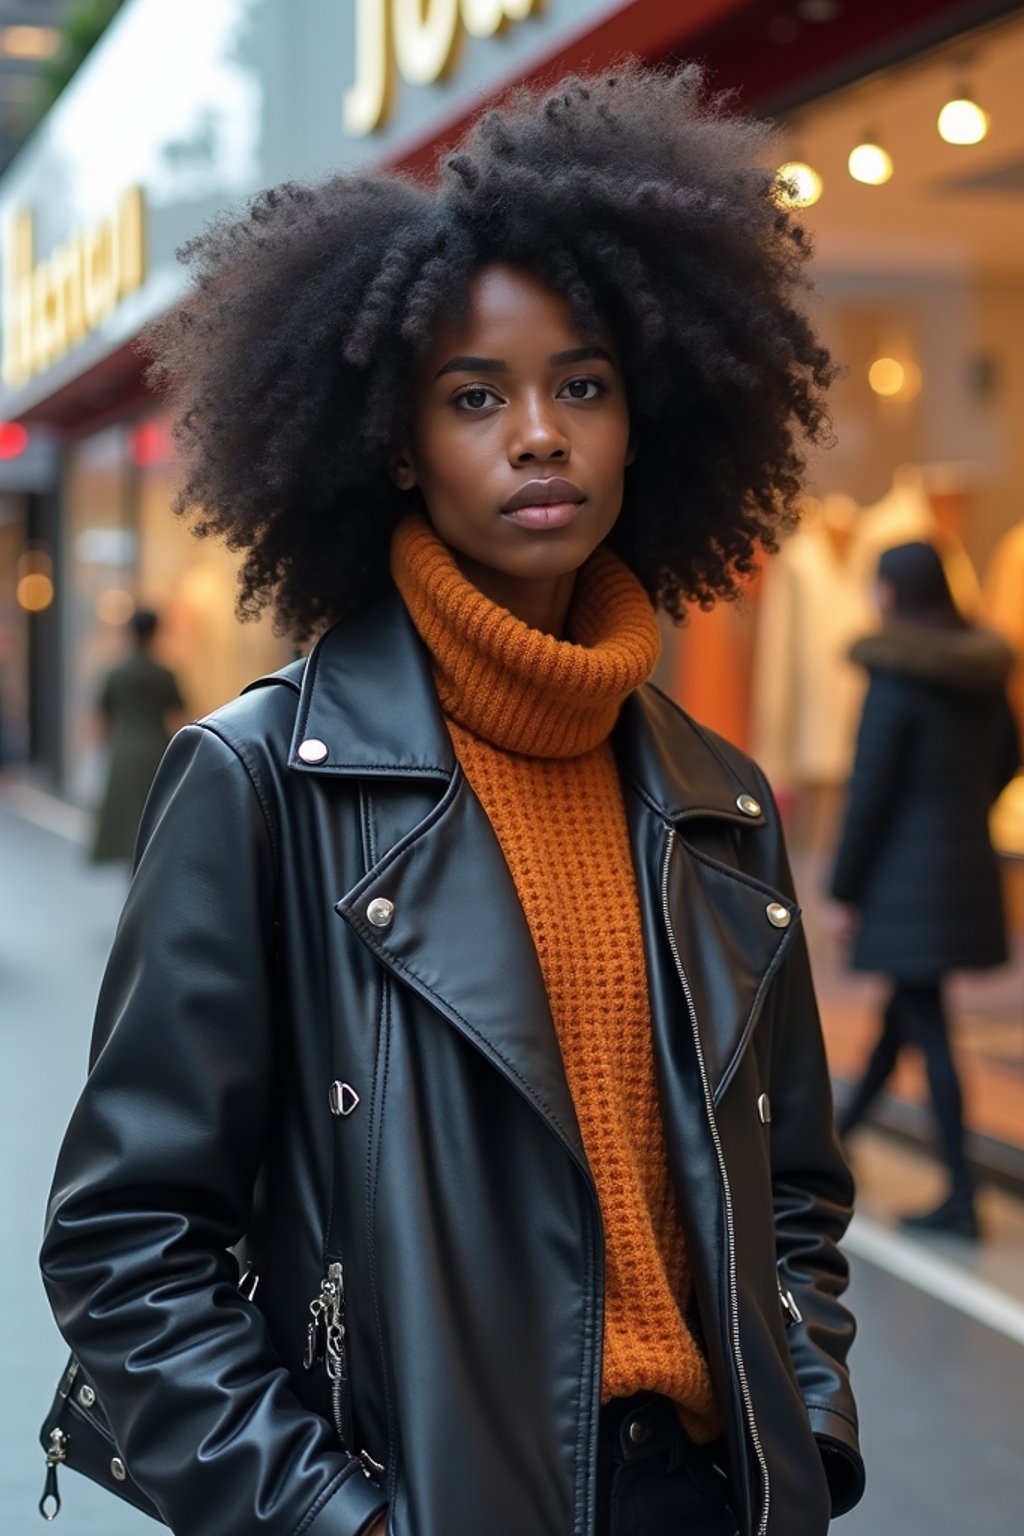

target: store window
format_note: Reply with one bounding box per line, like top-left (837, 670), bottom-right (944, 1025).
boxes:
top-left (747, 12), bottom-right (1024, 1166)
top-left (668, 11), bottom-right (1024, 837)
top-left (753, 13), bottom-right (1024, 849)
top-left (64, 426), bottom-right (134, 803)
top-left (131, 414), bottom-right (290, 723)
top-left (63, 415), bottom-right (291, 806)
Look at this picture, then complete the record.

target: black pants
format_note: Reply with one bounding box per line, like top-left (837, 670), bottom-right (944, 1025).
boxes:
top-left (839, 978), bottom-right (971, 1199)
top-left (596, 1395), bottom-right (738, 1536)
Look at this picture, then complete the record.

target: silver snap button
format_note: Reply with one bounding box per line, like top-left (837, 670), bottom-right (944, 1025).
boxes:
top-left (77, 1384), bottom-right (96, 1409)
top-left (366, 897), bottom-right (394, 929)
top-left (757, 1092), bottom-right (772, 1124)
top-left (297, 737), bottom-right (329, 764)
top-left (628, 1416), bottom-right (650, 1444)
top-left (766, 902), bottom-right (790, 928)
top-left (329, 1081), bottom-right (361, 1117)
top-left (110, 1457), bottom-right (127, 1482)
top-left (736, 793), bottom-right (762, 817)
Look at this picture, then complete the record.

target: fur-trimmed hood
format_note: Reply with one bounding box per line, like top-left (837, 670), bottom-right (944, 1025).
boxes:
top-left (849, 623), bottom-right (1015, 692)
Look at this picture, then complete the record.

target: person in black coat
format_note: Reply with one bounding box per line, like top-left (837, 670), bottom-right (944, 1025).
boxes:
top-left (828, 541), bottom-right (1020, 1237)
top-left (37, 68), bottom-right (865, 1536)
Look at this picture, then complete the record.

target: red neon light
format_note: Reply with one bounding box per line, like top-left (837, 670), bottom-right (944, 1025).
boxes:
top-left (0, 421), bottom-right (29, 459)
top-left (130, 421), bottom-right (173, 467)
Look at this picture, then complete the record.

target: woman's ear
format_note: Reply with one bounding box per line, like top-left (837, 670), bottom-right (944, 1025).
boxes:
top-left (389, 450), bottom-right (417, 491)
top-left (625, 440), bottom-right (638, 467)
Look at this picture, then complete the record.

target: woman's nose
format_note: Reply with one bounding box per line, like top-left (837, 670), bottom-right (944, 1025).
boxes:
top-left (508, 401), bottom-right (570, 464)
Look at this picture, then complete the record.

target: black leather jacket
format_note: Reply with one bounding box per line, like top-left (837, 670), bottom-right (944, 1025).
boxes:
top-left (41, 593), bottom-right (865, 1536)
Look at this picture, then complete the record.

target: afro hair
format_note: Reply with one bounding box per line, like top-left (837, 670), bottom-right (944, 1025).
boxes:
top-left (143, 62), bottom-right (834, 640)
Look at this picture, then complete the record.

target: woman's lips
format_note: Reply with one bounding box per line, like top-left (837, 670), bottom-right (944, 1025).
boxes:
top-left (500, 477), bottom-right (585, 530)
top-left (502, 501), bottom-right (582, 530)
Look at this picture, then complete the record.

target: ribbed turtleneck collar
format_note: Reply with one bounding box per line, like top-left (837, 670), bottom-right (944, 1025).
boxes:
top-left (391, 514), bottom-right (660, 759)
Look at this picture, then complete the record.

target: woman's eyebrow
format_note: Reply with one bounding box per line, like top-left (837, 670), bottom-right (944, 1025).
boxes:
top-left (433, 345), bottom-right (614, 381)
top-left (549, 346), bottom-right (614, 367)
top-left (434, 355), bottom-right (507, 379)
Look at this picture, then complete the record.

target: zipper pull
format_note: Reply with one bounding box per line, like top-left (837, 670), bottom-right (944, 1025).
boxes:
top-left (39, 1428), bottom-right (67, 1520)
top-left (303, 1293), bottom-right (327, 1371)
top-left (324, 1262), bottom-right (346, 1383)
top-left (779, 1281), bottom-right (803, 1326)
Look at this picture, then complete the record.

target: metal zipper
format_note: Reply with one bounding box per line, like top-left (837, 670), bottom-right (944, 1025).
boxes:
top-left (660, 829), bottom-right (770, 1536)
top-left (303, 1260), bottom-right (353, 1449)
top-left (39, 1427), bottom-right (67, 1520)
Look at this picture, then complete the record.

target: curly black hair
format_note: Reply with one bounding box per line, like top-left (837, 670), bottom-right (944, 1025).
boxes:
top-left (143, 63), bottom-right (834, 640)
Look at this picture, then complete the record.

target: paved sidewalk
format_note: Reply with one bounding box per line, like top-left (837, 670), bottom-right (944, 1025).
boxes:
top-left (1, 803), bottom-right (148, 1535)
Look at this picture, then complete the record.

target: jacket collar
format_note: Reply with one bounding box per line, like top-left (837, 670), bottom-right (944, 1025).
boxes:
top-left (286, 591), bottom-right (766, 828)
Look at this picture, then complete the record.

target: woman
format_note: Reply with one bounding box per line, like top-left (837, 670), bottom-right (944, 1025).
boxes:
top-left (829, 541), bottom-right (1020, 1239)
top-left (40, 68), bottom-right (863, 1536)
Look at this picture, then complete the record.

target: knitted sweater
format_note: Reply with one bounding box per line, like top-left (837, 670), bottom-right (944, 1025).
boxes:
top-left (391, 515), bottom-right (720, 1439)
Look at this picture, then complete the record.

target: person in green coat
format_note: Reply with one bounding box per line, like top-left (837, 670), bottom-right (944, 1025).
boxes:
top-left (91, 608), bottom-right (187, 863)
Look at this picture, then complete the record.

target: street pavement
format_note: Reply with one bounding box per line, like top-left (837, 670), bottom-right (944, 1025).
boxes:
top-left (2, 794), bottom-right (1022, 1535)
top-left (2, 800), bottom-right (150, 1535)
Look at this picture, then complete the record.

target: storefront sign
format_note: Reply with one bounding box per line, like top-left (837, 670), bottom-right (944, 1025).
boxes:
top-left (2, 186), bottom-right (146, 389)
top-left (346, 0), bottom-right (543, 135)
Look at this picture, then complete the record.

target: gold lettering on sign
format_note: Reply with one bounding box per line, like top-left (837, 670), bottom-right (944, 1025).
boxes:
top-left (344, 0), bottom-right (543, 136)
top-left (463, 0), bottom-right (537, 37)
top-left (345, 0), bottom-right (391, 138)
top-left (393, 0), bottom-right (460, 87)
top-left (3, 186), bottom-right (147, 388)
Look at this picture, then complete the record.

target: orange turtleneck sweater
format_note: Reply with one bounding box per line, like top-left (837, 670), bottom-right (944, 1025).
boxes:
top-left (392, 515), bottom-right (721, 1440)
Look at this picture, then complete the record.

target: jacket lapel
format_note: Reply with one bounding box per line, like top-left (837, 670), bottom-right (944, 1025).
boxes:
top-left (283, 597), bottom-right (795, 1150)
top-left (659, 829), bottom-right (798, 1104)
top-left (616, 687), bottom-right (799, 1104)
top-left (335, 768), bottom-right (586, 1167)
top-left (287, 596), bottom-right (585, 1168)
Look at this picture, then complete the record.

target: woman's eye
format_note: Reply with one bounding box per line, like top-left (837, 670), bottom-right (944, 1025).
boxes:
top-left (455, 386), bottom-right (500, 411)
top-left (559, 378), bottom-right (602, 401)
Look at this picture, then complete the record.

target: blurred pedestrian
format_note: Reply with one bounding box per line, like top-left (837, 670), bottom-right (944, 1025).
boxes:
top-left (827, 541), bottom-right (1020, 1238)
top-left (40, 67), bottom-right (863, 1536)
top-left (90, 607), bottom-right (186, 864)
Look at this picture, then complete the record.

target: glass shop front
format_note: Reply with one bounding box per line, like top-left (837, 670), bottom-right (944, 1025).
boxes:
top-left (677, 11), bottom-right (1024, 1174)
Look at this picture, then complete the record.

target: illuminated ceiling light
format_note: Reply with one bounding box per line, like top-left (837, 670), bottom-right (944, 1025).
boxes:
top-left (868, 357), bottom-right (922, 400)
top-left (0, 24), bottom-right (60, 60)
top-left (775, 161), bottom-right (823, 209)
top-left (848, 141), bottom-right (893, 185)
top-left (17, 572), bottom-right (54, 612)
top-left (96, 589), bottom-right (136, 626)
top-left (938, 96), bottom-right (989, 145)
top-left (16, 546), bottom-right (55, 613)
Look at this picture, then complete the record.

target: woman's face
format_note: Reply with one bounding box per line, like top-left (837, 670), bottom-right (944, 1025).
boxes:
top-left (395, 263), bottom-right (631, 631)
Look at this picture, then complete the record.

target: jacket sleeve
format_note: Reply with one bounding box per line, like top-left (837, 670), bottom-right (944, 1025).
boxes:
top-left (830, 673), bottom-right (915, 904)
top-left (753, 767), bottom-right (866, 1518)
top-left (39, 724), bottom-right (386, 1536)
